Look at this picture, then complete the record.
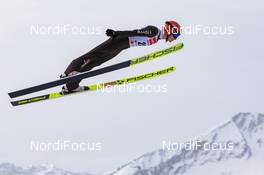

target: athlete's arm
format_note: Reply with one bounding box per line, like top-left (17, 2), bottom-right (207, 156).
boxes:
top-left (106, 26), bottom-right (159, 38)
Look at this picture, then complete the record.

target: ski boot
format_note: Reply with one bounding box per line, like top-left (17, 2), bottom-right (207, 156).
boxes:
top-left (60, 71), bottom-right (88, 93)
top-left (60, 71), bottom-right (80, 79)
top-left (61, 85), bottom-right (88, 94)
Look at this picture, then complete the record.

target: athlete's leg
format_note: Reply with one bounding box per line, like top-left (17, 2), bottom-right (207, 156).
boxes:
top-left (63, 37), bottom-right (129, 91)
top-left (64, 56), bottom-right (92, 75)
top-left (63, 57), bottom-right (93, 90)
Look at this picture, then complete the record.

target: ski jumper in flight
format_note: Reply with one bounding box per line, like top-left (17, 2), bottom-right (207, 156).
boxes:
top-left (61, 20), bottom-right (181, 92)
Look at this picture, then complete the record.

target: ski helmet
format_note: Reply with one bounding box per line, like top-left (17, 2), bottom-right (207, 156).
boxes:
top-left (164, 20), bottom-right (181, 39)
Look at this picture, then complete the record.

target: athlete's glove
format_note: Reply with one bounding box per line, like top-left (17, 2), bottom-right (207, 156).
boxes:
top-left (106, 29), bottom-right (117, 37)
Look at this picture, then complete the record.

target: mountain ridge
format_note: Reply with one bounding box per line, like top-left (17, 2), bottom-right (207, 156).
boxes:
top-left (1, 112), bottom-right (263, 175)
top-left (108, 112), bottom-right (264, 175)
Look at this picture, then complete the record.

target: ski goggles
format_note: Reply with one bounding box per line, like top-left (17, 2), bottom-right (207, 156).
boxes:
top-left (172, 32), bottom-right (181, 39)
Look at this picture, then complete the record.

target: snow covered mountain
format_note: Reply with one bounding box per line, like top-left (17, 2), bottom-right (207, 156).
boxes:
top-left (108, 112), bottom-right (264, 175)
top-left (0, 162), bottom-right (93, 175)
top-left (1, 112), bottom-right (263, 175)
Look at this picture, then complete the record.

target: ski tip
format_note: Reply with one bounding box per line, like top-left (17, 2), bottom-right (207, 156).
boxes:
top-left (178, 42), bottom-right (184, 48)
top-left (181, 42), bottom-right (184, 47)
top-left (168, 66), bottom-right (176, 73)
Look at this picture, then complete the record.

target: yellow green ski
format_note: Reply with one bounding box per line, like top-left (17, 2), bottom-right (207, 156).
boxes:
top-left (130, 42), bottom-right (184, 65)
top-left (11, 66), bottom-right (176, 106)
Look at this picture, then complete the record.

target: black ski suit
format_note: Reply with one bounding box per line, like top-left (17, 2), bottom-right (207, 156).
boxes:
top-left (64, 25), bottom-right (161, 90)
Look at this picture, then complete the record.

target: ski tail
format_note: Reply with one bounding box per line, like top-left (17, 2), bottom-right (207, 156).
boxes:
top-left (11, 66), bottom-right (176, 106)
top-left (8, 61), bottom-right (131, 99)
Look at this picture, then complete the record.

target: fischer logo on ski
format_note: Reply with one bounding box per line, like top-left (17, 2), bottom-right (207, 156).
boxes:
top-left (131, 43), bottom-right (183, 65)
